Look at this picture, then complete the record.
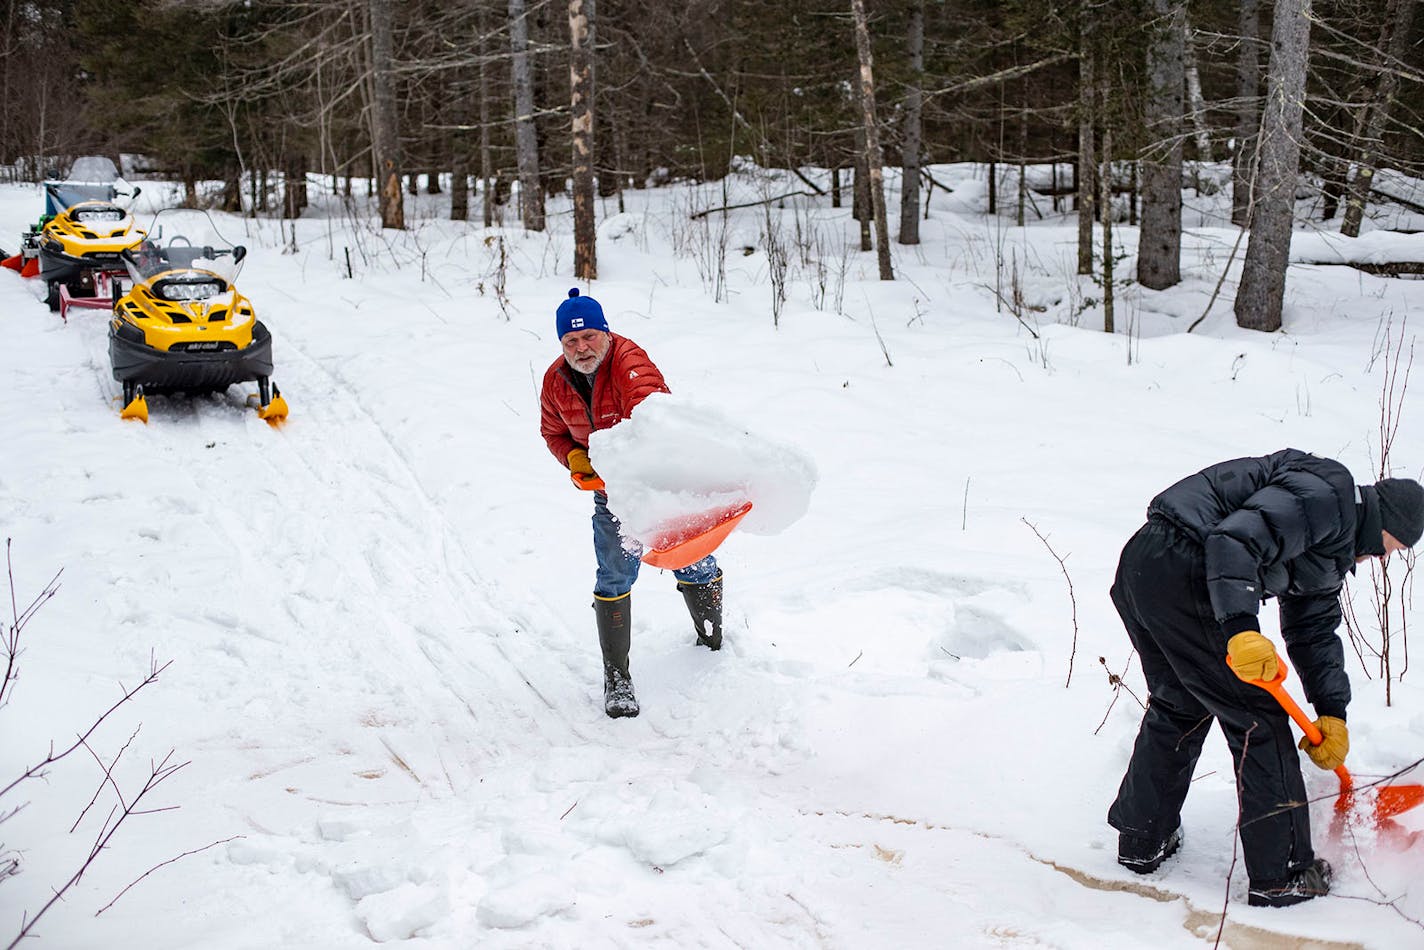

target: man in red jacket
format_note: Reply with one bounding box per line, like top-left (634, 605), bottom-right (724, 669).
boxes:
top-left (539, 289), bottom-right (723, 719)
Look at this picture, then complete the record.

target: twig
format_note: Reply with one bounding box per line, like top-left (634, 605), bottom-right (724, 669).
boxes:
top-left (848, 650), bottom-right (863, 668)
top-left (6, 751), bottom-right (189, 949)
top-left (96, 836), bottom-right (243, 916)
top-left (690, 189), bottom-right (819, 220)
top-left (1094, 654), bottom-right (1145, 735)
top-left (961, 477), bottom-right (970, 531)
top-left (1216, 722), bottom-right (1256, 947)
top-left (0, 656), bottom-right (172, 801)
top-left (1022, 519), bottom-right (1079, 686)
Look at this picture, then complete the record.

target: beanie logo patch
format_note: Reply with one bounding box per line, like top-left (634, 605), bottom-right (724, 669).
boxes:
top-left (571, 317), bottom-right (585, 329)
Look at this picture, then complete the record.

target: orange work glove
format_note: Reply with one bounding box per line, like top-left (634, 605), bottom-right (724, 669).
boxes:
top-left (566, 448), bottom-right (604, 490)
top-left (1226, 630), bottom-right (1278, 682)
top-left (1300, 716), bottom-right (1349, 771)
top-left (567, 448), bottom-right (596, 476)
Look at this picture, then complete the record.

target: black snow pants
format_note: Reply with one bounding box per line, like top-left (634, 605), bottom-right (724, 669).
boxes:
top-left (1107, 517), bottom-right (1314, 884)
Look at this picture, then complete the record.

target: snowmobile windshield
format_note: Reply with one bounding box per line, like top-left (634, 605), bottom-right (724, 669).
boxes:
top-left (45, 183), bottom-right (119, 213)
top-left (123, 209), bottom-right (246, 291)
top-left (67, 156), bottom-right (121, 181)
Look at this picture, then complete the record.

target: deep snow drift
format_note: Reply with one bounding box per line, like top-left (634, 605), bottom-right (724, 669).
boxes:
top-left (2, 162), bottom-right (1423, 948)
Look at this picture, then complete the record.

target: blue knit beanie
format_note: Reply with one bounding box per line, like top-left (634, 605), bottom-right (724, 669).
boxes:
top-left (555, 288), bottom-right (608, 339)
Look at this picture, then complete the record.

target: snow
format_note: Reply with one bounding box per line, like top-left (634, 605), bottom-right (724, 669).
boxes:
top-left (2, 162), bottom-right (1424, 948)
top-left (591, 391), bottom-right (817, 546)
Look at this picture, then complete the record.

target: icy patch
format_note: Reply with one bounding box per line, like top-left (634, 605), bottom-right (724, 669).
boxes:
top-left (590, 391), bottom-right (816, 547)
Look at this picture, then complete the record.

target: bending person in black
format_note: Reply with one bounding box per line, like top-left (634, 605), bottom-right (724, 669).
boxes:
top-left (1108, 449), bottom-right (1423, 907)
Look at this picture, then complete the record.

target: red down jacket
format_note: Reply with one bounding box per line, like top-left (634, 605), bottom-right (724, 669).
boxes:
top-left (539, 333), bottom-right (669, 465)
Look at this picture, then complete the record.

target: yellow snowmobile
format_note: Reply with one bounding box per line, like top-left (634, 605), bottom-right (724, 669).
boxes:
top-left (109, 209), bottom-right (288, 425)
top-left (35, 157), bottom-right (145, 317)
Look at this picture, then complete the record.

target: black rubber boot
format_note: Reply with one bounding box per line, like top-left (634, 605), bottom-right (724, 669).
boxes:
top-left (678, 572), bottom-right (723, 651)
top-left (594, 593), bottom-right (639, 718)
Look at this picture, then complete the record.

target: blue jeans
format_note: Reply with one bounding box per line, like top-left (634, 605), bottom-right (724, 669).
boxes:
top-left (592, 492), bottom-right (718, 597)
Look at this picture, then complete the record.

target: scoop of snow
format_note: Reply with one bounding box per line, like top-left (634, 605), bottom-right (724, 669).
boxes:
top-left (589, 391), bottom-right (816, 548)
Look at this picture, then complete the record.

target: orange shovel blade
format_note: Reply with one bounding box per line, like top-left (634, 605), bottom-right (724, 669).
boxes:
top-left (642, 500), bottom-right (752, 570)
top-left (1, 254), bottom-right (22, 272)
top-left (1375, 785), bottom-right (1424, 820)
top-left (20, 257), bottom-right (39, 278)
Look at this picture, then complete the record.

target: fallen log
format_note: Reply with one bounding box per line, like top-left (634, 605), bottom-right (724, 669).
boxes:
top-left (1297, 259), bottom-right (1424, 277)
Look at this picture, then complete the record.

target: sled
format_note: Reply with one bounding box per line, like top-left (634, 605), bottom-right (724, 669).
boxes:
top-left (1229, 652), bottom-right (1424, 824)
top-left (641, 500), bottom-right (752, 570)
top-left (58, 269), bottom-right (122, 322)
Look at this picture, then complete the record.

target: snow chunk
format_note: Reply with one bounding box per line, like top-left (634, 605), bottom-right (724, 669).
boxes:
top-left (589, 392), bottom-right (816, 548)
top-left (614, 784), bottom-right (733, 868)
top-left (356, 879), bottom-right (449, 942)
top-left (476, 856), bottom-right (577, 928)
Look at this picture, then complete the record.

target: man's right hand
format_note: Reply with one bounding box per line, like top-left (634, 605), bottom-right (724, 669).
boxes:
top-left (568, 448), bottom-right (597, 476)
top-left (1227, 630), bottom-right (1279, 682)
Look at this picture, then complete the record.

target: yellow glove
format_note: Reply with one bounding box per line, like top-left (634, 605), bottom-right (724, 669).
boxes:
top-left (1300, 716), bottom-right (1349, 771)
top-left (1227, 630), bottom-right (1278, 682)
top-left (567, 448), bottom-right (596, 476)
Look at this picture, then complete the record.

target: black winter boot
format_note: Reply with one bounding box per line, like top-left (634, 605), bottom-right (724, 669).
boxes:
top-left (1248, 858), bottom-right (1331, 907)
top-left (1117, 826), bottom-right (1182, 874)
top-left (678, 572), bottom-right (724, 651)
top-left (594, 593), bottom-right (639, 718)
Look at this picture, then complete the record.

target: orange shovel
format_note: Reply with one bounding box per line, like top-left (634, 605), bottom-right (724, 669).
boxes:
top-left (641, 500), bottom-right (753, 570)
top-left (1229, 653), bottom-right (1424, 822)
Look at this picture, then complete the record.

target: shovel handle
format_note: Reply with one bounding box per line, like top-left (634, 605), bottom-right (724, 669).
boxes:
top-left (571, 472), bottom-right (606, 492)
top-left (1226, 652), bottom-right (1354, 794)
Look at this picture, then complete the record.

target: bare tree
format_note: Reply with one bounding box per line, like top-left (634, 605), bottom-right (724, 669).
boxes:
top-left (851, 0), bottom-right (893, 281)
top-left (1076, 9), bottom-right (1097, 276)
top-left (898, 0), bottom-right (925, 246)
top-left (1340, 0), bottom-right (1417, 238)
top-left (510, 0), bottom-right (546, 232)
top-left (1183, 18), bottom-right (1211, 162)
top-left (368, 0), bottom-right (404, 230)
top-left (569, 0), bottom-right (596, 279)
top-left (1231, 0), bottom-right (1261, 228)
top-left (1137, 0), bottom-right (1185, 290)
top-left (1234, 0), bottom-right (1312, 333)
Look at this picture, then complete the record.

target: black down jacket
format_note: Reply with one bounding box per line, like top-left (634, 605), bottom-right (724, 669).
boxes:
top-left (1147, 448), bottom-right (1364, 719)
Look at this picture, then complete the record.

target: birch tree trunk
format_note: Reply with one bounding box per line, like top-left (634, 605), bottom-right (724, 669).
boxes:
top-left (1235, 0), bottom-right (1311, 333)
top-left (1076, 12), bottom-right (1096, 276)
top-left (369, 0), bottom-right (403, 230)
top-left (1137, 0), bottom-right (1184, 290)
top-left (897, 0), bottom-right (924, 246)
top-left (1340, 0), bottom-right (1415, 237)
top-left (509, 0), bottom-right (545, 231)
top-left (569, 0), bottom-right (596, 279)
top-left (480, 49), bottom-right (494, 228)
top-left (1183, 18), bottom-right (1211, 161)
top-left (1231, 0), bottom-right (1260, 228)
top-left (1101, 124), bottom-right (1115, 334)
top-left (851, 0), bottom-right (893, 280)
